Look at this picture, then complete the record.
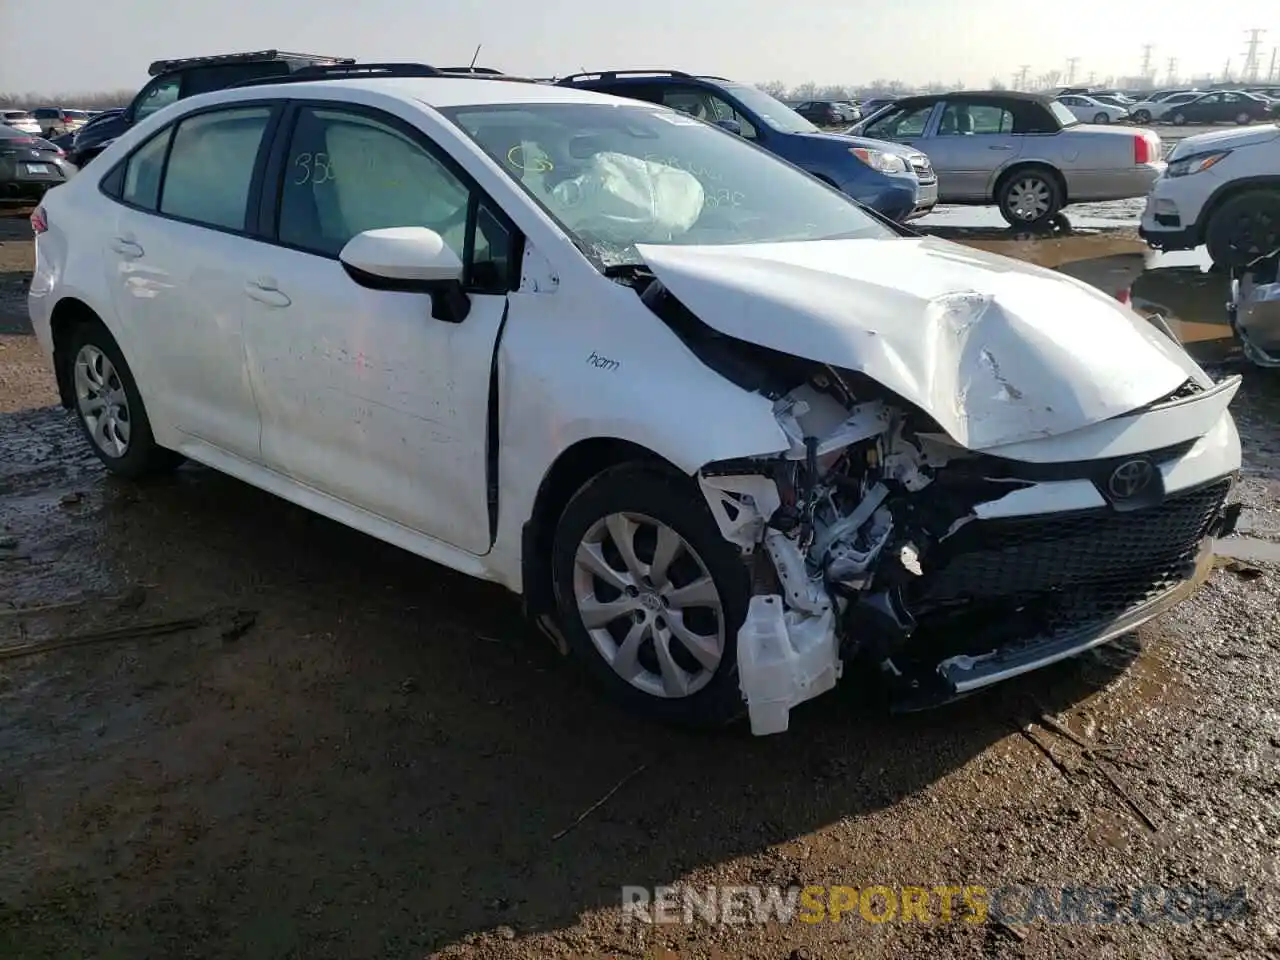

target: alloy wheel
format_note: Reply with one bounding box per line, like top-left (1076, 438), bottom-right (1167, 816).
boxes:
top-left (74, 343), bottom-right (131, 458)
top-left (572, 512), bottom-right (725, 699)
top-left (1005, 177), bottom-right (1052, 222)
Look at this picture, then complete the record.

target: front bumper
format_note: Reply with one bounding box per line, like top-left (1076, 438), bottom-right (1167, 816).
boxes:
top-left (1138, 172), bottom-right (1214, 250)
top-left (844, 175), bottom-right (921, 223)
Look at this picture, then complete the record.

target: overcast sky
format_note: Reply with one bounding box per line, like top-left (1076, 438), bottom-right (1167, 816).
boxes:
top-left (2, 0), bottom-right (1277, 94)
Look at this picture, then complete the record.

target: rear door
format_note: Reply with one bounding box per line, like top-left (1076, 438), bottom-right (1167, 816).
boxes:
top-left (101, 102), bottom-right (280, 461)
top-left (918, 98), bottom-right (1021, 200)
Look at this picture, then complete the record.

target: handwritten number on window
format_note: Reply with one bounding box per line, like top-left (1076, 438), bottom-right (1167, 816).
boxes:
top-left (294, 152), bottom-right (335, 186)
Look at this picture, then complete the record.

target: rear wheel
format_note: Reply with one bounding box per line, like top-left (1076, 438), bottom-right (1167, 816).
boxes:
top-left (1235, 111), bottom-right (1252, 125)
top-left (67, 321), bottom-right (183, 479)
top-left (1172, 112), bottom-right (1188, 126)
top-left (1205, 190), bottom-right (1280, 268)
top-left (551, 463), bottom-right (751, 729)
top-left (996, 168), bottom-right (1063, 227)
top-left (1093, 112), bottom-right (1110, 124)
top-left (1132, 109), bottom-right (1152, 123)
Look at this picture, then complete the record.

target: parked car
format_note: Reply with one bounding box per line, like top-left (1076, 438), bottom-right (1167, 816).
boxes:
top-left (28, 65), bottom-right (1243, 733)
top-left (1163, 91), bottom-right (1275, 126)
top-left (67, 49), bottom-right (355, 167)
top-left (556, 71), bottom-right (936, 222)
top-left (29, 107), bottom-right (87, 137)
top-left (1, 110), bottom-right (43, 136)
top-left (848, 91), bottom-right (1164, 226)
top-left (1128, 90), bottom-right (1202, 124)
top-left (857, 97), bottom-right (897, 119)
top-left (1140, 124), bottom-right (1280, 267)
top-left (0, 125), bottom-right (70, 200)
top-left (1054, 94), bottom-right (1130, 124)
top-left (793, 100), bottom-right (857, 125)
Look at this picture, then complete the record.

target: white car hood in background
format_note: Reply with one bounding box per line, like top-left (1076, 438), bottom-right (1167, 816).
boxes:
top-left (636, 237), bottom-right (1201, 450)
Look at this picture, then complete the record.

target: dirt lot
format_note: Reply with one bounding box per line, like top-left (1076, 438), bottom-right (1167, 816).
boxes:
top-left (1, 201), bottom-right (1279, 960)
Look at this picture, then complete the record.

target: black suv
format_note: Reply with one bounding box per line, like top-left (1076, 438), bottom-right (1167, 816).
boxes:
top-left (68, 50), bottom-right (352, 167)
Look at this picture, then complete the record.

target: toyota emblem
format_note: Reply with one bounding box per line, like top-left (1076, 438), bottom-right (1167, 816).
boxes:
top-left (1108, 459), bottom-right (1156, 500)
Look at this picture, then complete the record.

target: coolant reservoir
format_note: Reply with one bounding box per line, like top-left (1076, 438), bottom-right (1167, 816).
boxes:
top-left (737, 595), bottom-right (840, 735)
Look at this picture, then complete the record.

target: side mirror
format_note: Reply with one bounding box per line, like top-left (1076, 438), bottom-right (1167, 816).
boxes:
top-left (339, 226), bottom-right (470, 323)
top-left (714, 118), bottom-right (744, 136)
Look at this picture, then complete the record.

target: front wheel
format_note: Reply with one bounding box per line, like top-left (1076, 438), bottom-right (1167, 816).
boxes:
top-left (1132, 109), bottom-right (1152, 123)
top-left (1235, 112), bottom-right (1252, 125)
top-left (1205, 190), bottom-right (1280, 268)
top-left (996, 169), bottom-right (1063, 228)
top-left (68, 322), bottom-right (183, 479)
top-left (1172, 113), bottom-right (1187, 126)
top-left (551, 463), bottom-right (751, 729)
top-left (1093, 112), bottom-right (1111, 124)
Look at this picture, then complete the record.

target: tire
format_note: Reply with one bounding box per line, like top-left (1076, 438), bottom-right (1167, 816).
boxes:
top-left (996, 167), bottom-right (1063, 228)
top-left (1235, 112), bottom-right (1252, 125)
top-left (67, 320), bottom-right (183, 480)
top-left (1205, 190), bottom-right (1280, 269)
top-left (551, 462), bottom-right (751, 730)
top-left (1172, 113), bottom-right (1187, 126)
top-left (1093, 112), bottom-right (1110, 124)
top-left (1132, 109), bottom-right (1152, 123)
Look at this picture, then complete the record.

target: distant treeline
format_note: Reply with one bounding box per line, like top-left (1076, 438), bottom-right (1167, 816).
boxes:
top-left (0, 90), bottom-right (135, 110)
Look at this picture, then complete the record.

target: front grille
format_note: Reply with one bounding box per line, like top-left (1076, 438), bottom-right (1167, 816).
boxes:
top-left (914, 478), bottom-right (1230, 605)
top-left (909, 155), bottom-right (935, 182)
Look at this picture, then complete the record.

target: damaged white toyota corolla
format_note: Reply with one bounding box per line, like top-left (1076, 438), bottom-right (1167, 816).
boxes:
top-left (28, 74), bottom-right (1242, 734)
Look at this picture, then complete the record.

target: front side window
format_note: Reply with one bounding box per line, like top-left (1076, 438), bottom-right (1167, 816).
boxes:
top-left (133, 77), bottom-right (180, 122)
top-left (159, 107), bottom-right (272, 230)
top-left (864, 103), bottom-right (934, 139)
top-left (445, 102), bottom-right (894, 269)
top-left (660, 88), bottom-right (758, 138)
top-left (275, 107), bottom-right (512, 288)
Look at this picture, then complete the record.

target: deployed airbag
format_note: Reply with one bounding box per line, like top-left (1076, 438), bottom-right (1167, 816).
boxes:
top-left (549, 152), bottom-right (705, 243)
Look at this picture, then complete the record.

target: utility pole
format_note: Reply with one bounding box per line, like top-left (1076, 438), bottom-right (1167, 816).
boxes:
top-left (1166, 58), bottom-right (1178, 86)
top-left (1014, 65), bottom-right (1030, 90)
top-left (1140, 44), bottom-right (1155, 80)
top-left (1223, 57), bottom-right (1232, 82)
top-left (1065, 57), bottom-right (1080, 84)
top-left (1270, 47), bottom-right (1278, 83)
top-left (1087, 70), bottom-right (1096, 85)
top-left (1243, 28), bottom-right (1265, 82)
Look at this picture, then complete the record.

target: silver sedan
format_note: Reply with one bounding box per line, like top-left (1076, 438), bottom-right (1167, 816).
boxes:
top-left (849, 91), bottom-right (1164, 226)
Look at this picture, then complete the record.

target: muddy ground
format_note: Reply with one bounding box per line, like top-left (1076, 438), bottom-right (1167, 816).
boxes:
top-left (1, 199), bottom-right (1278, 960)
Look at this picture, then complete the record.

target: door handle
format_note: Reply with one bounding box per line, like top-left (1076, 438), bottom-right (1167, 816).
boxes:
top-left (111, 237), bottom-right (144, 258)
top-left (245, 279), bottom-right (291, 308)
top-left (987, 144), bottom-right (1014, 151)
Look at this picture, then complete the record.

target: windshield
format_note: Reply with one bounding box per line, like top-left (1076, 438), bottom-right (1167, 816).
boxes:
top-left (1048, 100), bottom-right (1079, 127)
top-left (444, 102), bottom-right (892, 269)
top-left (718, 84), bottom-right (820, 133)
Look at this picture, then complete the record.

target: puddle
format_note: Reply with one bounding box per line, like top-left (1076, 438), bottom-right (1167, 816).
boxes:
top-left (1215, 536), bottom-right (1280, 565)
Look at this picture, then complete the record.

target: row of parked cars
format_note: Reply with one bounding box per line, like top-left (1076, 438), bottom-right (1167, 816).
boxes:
top-left (25, 56), bottom-right (1245, 734)
top-left (1055, 87), bottom-right (1280, 127)
top-left (21, 52), bottom-right (1171, 231)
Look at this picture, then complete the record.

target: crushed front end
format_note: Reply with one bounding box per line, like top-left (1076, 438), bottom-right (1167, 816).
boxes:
top-left (697, 368), bottom-right (1243, 735)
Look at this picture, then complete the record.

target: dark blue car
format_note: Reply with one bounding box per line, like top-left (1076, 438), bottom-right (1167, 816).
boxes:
top-left (555, 71), bottom-right (937, 222)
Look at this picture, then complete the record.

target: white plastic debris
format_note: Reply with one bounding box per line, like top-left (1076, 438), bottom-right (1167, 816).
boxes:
top-left (737, 594), bottom-right (841, 735)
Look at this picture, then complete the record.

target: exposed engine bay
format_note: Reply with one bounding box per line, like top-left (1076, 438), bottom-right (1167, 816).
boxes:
top-left (625, 271), bottom-right (1239, 735)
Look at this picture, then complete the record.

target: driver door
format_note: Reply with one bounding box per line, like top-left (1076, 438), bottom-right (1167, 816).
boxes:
top-left (241, 103), bottom-right (516, 555)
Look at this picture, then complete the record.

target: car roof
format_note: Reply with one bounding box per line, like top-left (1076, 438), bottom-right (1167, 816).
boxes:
top-left (888, 90), bottom-right (1054, 107)
top-left (188, 75), bottom-right (644, 109)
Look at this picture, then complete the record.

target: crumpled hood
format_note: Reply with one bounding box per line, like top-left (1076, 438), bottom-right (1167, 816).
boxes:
top-left (1167, 123), bottom-right (1279, 160)
top-left (636, 236), bottom-right (1203, 450)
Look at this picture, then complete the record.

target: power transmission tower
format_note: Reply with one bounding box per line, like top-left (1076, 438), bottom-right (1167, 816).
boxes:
top-left (1066, 57), bottom-right (1080, 84)
top-left (1270, 47), bottom-right (1278, 82)
top-left (1140, 44), bottom-right (1155, 79)
top-left (1014, 65), bottom-right (1030, 90)
top-left (1243, 29), bottom-right (1265, 82)
top-left (1166, 58), bottom-right (1177, 85)
top-left (1223, 57), bottom-right (1232, 82)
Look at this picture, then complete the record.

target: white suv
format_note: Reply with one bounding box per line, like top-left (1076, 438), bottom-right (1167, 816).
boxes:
top-left (28, 66), bottom-right (1243, 734)
top-left (1140, 123), bottom-right (1280, 266)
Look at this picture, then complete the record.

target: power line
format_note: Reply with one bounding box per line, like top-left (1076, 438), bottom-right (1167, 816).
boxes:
top-left (1140, 44), bottom-right (1155, 79)
top-left (1243, 29), bottom-right (1266, 82)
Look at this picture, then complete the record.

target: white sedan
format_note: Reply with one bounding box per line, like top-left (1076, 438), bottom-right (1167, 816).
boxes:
top-left (1055, 94), bottom-right (1130, 124)
top-left (27, 66), bottom-right (1243, 734)
top-left (1128, 91), bottom-right (1203, 124)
